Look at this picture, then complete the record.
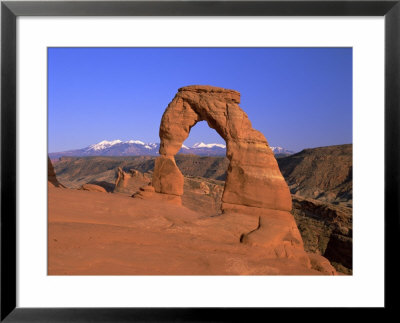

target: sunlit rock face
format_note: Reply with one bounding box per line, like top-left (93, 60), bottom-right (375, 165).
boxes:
top-left (48, 157), bottom-right (65, 188)
top-left (154, 85), bottom-right (292, 212)
top-left (114, 167), bottom-right (151, 195)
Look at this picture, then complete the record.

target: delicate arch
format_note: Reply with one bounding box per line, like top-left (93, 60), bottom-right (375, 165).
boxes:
top-left (152, 85), bottom-right (292, 212)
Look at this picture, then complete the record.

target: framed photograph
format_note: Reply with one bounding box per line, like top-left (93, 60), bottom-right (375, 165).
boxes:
top-left (1, 0), bottom-right (398, 320)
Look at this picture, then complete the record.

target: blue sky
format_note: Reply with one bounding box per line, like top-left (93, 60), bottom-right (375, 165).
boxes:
top-left (48, 47), bottom-right (352, 152)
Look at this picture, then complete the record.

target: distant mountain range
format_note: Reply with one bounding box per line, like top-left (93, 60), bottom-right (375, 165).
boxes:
top-left (49, 139), bottom-right (294, 159)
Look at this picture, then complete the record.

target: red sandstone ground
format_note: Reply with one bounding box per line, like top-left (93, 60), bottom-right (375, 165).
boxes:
top-left (48, 186), bottom-right (328, 275)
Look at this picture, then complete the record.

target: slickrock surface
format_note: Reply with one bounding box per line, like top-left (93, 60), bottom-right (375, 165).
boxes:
top-left (182, 177), bottom-right (224, 216)
top-left (79, 183), bottom-right (107, 193)
top-left (48, 186), bottom-right (332, 275)
top-left (133, 184), bottom-right (182, 206)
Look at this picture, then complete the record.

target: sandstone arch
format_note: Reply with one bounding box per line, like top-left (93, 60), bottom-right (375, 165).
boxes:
top-left (142, 86), bottom-right (336, 272)
top-left (152, 85), bottom-right (292, 213)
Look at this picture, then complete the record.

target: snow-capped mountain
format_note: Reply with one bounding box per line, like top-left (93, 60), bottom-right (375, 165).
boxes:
top-left (192, 142), bottom-right (226, 149)
top-left (49, 139), bottom-right (292, 159)
top-left (269, 146), bottom-right (294, 155)
top-left (86, 140), bottom-right (158, 153)
top-left (88, 140), bottom-right (123, 151)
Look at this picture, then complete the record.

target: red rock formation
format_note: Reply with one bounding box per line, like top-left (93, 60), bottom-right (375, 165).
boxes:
top-left (114, 167), bottom-right (151, 195)
top-left (133, 185), bottom-right (182, 205)
top-left (154, 85), bottom-right (292, 211)
top-left (152, 156), bottom-right (183, 196)
top-left (48, 185), bottom-right (335, 275)
top-left (79, 183), bottom-right (107, 193)
top-left (48, 157), bottom-right (65, 188)
top-left (308, 253), bottom-right (337, 275)
top-left (144, 86), bottom-right (334, 272)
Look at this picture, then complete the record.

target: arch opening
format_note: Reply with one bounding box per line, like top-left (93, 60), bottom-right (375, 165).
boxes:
top-left (181, 120), bottom-right (226, 153)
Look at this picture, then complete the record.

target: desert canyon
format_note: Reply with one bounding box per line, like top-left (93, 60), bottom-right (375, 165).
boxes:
top-left (48, 86), bottom-right (352, 275)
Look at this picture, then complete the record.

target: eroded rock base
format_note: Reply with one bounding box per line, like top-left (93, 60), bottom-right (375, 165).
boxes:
top-left (133, 185), bottom-right (182, 205)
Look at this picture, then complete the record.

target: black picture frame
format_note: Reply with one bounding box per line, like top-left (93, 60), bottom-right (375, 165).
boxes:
top-left (1, 0), bottom-right (399, 321)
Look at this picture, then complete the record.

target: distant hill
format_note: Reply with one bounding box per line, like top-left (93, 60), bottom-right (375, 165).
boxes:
top-left (49, 139), bottom-right (293, 159)
top-left (53, 144), bottom-right (352, 206)
top-left (53, 155), bottom-right (230, 188)
top-left (277, 144), bottom-right (352, 207)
